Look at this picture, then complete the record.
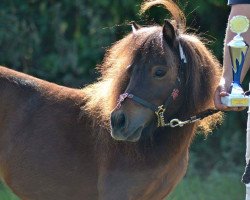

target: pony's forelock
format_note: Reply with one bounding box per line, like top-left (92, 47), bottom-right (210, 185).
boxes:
top-left (82, 27), bottom-right (163, 126)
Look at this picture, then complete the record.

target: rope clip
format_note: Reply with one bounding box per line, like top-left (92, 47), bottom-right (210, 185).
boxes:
top-left (168, 119), bottom-right (188, 127)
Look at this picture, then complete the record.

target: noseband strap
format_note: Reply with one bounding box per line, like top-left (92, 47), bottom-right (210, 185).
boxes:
top-left (128, 95), bottom-right (159, 111)
top-left (116, 93), bottom-right (158, 111)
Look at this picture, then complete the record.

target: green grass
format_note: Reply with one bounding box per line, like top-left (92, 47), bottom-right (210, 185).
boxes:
top-left (0, 173), bottom-right (245, 200)
top-left (0, 182), bottom-right (19, 200)
top-left (168, 173), bottom-right (245, 200)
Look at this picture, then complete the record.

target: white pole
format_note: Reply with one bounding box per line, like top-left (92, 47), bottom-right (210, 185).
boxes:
top-left (245, 82), bottom-right (250, 200)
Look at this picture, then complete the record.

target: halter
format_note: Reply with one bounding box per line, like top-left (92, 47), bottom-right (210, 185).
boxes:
top-left (116, 43), bottom-right (187, 127)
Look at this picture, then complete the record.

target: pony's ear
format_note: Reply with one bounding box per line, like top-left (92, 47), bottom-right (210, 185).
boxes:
top-left (131, 21), bottom-right (141, 33)
top-left (162, 19), bottom-right (176, 47)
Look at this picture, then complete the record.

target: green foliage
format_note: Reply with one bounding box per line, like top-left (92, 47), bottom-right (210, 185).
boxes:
top-left (189, 112), bottom-right (247, 177)
top-left (0, 0), bottom-right (141, 86)
top-left (0, 0), bottom-right (230, 86)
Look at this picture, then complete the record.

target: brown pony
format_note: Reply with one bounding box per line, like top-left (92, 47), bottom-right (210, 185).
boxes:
top-left (0, 0), bottom-right (221, 199)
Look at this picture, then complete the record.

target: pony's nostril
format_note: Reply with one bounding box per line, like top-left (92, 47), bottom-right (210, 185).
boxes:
top-left (111, 111), bottom-right (126, 130)
top-left (117, 113), bottom-right (126, 128)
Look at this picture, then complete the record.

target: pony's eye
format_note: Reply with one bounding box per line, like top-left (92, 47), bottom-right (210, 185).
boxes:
top-left (154, 69), bottom-right (166, 78)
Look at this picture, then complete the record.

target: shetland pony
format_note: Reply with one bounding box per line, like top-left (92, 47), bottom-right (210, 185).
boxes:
top-left (0, 0), bottom-right (221, 199)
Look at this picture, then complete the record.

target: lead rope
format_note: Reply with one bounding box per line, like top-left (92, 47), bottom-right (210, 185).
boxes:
top-left (162, 109), bottom-right (220, 127)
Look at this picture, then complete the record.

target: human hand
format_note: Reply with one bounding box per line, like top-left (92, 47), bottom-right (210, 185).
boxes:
top-left (214, 78), bottom-right (246, 112)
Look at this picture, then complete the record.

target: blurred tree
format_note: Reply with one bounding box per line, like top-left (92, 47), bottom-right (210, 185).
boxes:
top-left (0, 0), bottom-right (230, 86)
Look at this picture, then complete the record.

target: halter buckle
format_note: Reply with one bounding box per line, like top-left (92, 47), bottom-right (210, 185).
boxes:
top-left (155, 105), bottom-right (166, 127)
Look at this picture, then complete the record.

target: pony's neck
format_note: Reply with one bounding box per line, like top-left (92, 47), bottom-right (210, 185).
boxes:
top-left (0, 70), bottom-right (31, 123)
top-left (98, 122), bottom-right (195, 169)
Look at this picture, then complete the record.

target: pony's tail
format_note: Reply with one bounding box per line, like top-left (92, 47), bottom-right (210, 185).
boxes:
top-left (140, 0), bottom-right (186, 30)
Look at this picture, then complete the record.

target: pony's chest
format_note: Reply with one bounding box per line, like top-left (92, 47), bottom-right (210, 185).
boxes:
top-left (98, 167), bottom-right (157, 200)
top-left (98, 157), bottom-right (188, 200)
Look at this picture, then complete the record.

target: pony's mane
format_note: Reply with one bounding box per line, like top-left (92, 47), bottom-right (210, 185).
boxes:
top-left (82, 0), bottom-right (222, 134)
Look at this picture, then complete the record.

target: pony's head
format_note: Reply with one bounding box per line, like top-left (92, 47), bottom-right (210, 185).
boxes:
top-left (83, 0), bottom-right (221, 142)
top-left (110, 21), bottom-right (185, 141)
